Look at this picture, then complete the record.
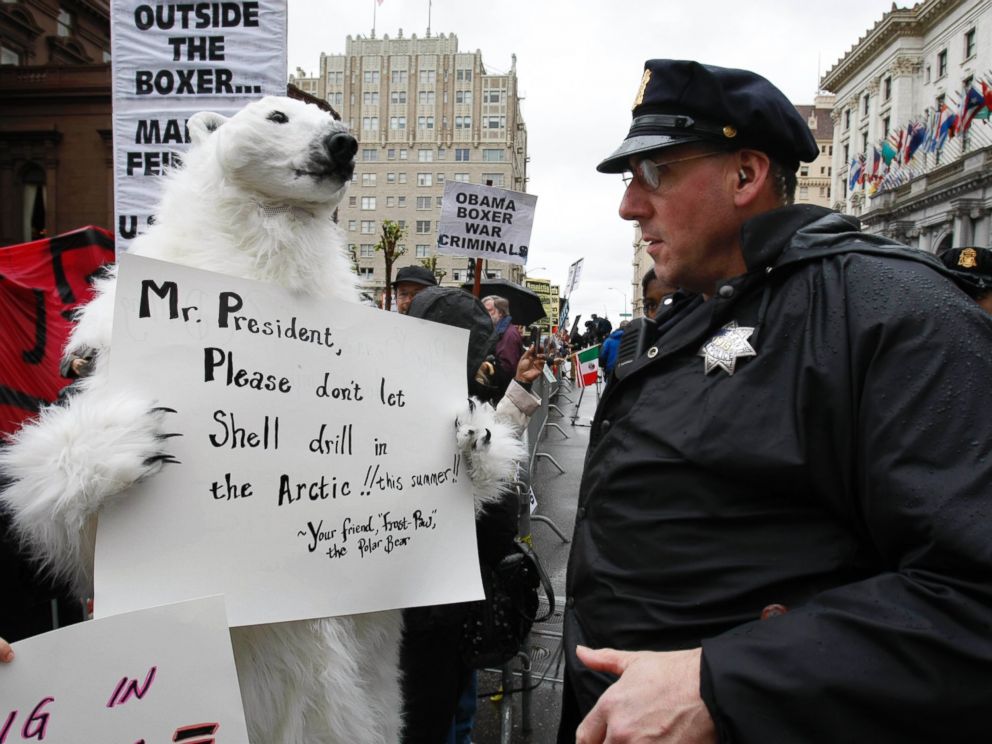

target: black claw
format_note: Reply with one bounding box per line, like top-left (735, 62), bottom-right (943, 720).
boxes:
top-left (467, 398), bottom-right (476, 413)
top-left (483, 429), bottom-right (491, 445)
top-left (144, 454), bottom-right (181, 467)
top-left (150, 406), bottom-right (178, 415)
top-left (157, 432), bottom-right (184, 440)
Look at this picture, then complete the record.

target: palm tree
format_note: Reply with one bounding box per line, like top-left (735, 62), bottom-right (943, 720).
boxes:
top-left (375, 219), bottom-right (407, 311)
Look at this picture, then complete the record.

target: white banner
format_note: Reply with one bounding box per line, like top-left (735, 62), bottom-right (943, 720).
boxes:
top-left (565, 257), bottom-right (584, 298)
top-left (111, 0), bottom-right (287, 249)
top-left (96, 254), bottom-right (483, 626)
top-left (436, 181), bottom-right (537, 267)
top-left (0, 597), bottom-right (249, 743)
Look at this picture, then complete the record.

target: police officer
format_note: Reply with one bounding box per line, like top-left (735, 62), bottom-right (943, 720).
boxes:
top-left (560, 59), bottom-right (992, 743)
top-left (938, 246), bottom-right (992, 314)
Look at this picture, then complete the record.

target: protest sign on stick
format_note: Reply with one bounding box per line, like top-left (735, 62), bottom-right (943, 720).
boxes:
top-left (0, 596), bottom-right (249, 744)
top-left (95, 254), bottom-right (483, 626)
top-left (436, 181), bottom-right (537, 267)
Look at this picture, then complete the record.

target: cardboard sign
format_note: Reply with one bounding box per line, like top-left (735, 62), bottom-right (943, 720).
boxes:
top-left (111, 0), bottom-right (287, 249)
top-left (0, 597), bottom-right (248, 743)
top-left (96, 254), bottom-right (483, 626)
top-left (436, 182), bottom-right (537, 266)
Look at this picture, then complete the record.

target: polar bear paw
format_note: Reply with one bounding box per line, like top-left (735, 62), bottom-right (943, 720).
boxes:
top-left (0, 382), bottom-right (181, 593)
top-left (454, 397), bottom-right (526, 512)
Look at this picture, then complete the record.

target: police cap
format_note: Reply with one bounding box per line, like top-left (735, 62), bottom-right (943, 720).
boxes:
top-left (598, 59), bottom-right (819, 174)
top-left (938, 247), bottom-right (992, 296)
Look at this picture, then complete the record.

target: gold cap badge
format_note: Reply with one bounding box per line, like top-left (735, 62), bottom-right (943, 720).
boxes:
top-left (633, 69), bottom-right (651, 110)
top-left (958, 248), bottom-right (978, 269)
top-left (723, 125), bottom-right (737, 138)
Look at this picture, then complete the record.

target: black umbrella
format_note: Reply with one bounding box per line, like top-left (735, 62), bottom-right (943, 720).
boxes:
top-left (460, 278), bottom-right (547, 326)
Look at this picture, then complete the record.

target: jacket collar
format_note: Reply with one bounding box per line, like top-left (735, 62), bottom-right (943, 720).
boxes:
top-left (739, 204), bottom-right (840, 271)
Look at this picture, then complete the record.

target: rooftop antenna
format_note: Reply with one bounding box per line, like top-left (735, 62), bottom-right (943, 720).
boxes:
top-left (427, 0), bottom-right (432, 38)
top-left (372, 0), bottom-right (382, 38)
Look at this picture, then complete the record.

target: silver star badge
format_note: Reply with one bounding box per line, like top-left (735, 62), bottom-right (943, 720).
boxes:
top-left (698, 321), bottom-right (756, 375)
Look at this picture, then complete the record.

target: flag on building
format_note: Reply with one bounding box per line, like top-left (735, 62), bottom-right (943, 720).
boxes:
top-left (574, 345), bottom-right (600, 387)
top-left (959, 84), bottom-right (987, 134)
top-left (904, 121), bottom-right (927, 163)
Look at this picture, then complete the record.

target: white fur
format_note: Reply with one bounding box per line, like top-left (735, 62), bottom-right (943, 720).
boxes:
top-left (0, 96), bottom-right (522, 744)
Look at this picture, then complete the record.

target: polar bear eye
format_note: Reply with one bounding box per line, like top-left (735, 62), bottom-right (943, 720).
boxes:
top-left (267, 111), bottom-right (289, 124)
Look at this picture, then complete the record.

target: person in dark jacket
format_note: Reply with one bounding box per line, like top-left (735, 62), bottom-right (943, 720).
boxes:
top-left (559, 59), bottom-right (992, 744)
top-left (598, 322), bottom-right (627, 377)
top-left (482, 295), bottom-right (524, 398)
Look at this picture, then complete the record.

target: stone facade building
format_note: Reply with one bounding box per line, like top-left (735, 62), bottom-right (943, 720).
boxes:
top-left (822, 0), bottom-right (992, 252)
top-left (318, 31), bottom-right (529, 298)
top-left (0, 0), bottom-right (112, 246)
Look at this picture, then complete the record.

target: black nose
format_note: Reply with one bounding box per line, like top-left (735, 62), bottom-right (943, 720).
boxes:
top-left (325, 132), bottom-right (358, 165)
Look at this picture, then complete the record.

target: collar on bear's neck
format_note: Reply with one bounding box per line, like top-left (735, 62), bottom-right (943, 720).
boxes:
top-left (256, 202), bottom-right (316, 221)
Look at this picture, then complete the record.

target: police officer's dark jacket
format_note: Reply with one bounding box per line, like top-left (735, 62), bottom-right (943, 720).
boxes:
top-left (564, 204), bottom-right (992, 742)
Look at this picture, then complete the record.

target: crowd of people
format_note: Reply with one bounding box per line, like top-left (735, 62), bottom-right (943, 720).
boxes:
top-left (5, 55), bottom-right (992, 744)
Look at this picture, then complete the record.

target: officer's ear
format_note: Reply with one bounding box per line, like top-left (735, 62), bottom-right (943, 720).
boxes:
top-left (733, 149), bottom-right (774, 209)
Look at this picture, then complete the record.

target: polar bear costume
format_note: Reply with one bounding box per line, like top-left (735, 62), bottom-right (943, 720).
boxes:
top-left (0, 96), bottom-right (524, 743)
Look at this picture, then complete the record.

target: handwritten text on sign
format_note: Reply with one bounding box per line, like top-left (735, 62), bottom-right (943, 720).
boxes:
top-left (96, 254), bottom-right (483, 626)
top-left (436, 182), bottom-right (537, 267)
top-left (0, 597), bottom-right (248, 744)
top-left (110, 0), bottom-right (287, 248)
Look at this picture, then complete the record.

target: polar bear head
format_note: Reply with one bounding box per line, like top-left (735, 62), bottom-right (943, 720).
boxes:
top-left (186, 96), bottom-right (358, 208)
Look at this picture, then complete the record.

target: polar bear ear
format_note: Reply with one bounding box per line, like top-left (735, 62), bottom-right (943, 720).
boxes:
top-left (187, 111), bottom-right (229, 146)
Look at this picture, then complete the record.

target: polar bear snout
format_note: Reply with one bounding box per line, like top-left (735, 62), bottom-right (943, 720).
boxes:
top-left (314, 131), bottom-right (357, 182)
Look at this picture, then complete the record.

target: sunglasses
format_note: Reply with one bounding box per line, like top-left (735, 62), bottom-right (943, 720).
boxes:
top-left (622, 150), bottom-right (726, 191)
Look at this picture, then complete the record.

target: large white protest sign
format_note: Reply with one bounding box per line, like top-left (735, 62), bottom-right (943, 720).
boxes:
top-left (95, 254), bottom-right (483, 626)
top-left (565, 257), bottom-right (584, 298)
top-left (436, 181), bottom-right (537, 267)
top-left (0, 597), bottom-right (249, 744)
top-left (111, 0), bottom-right (287, 249)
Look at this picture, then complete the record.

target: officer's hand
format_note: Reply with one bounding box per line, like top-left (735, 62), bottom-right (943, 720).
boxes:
top-left (575, 645), bottom-right (715, 744)
top-left (0, 637), bottom-right (13, 663)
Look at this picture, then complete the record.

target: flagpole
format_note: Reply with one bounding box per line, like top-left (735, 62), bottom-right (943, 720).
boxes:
top-left (427, 0), bottom-right (432, 37)
top-left (372, 0), bottom-right (376, 37)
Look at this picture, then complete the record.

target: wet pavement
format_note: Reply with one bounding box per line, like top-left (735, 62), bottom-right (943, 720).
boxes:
top-left (472, 377), bottom-right (600, 744)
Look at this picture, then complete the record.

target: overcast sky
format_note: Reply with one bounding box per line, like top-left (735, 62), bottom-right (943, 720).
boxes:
top-left (289, 0), bottom-right (900, 325)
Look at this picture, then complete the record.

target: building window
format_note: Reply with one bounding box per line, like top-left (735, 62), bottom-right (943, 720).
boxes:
top-left (363, 70), bottom-right (380, 84)
top-left (485, 89), bottom-right (502, 104)
top-left (361, 197), bottom-right (376, 210)
top-left (358, 267), bottom-right (374, 279)
top-left (391, 90), bottom-right (406, 104)
top-left (416, 220), bottom-right (431, 234)
top-left (391, 70), bottom-right (407, 84)
top-left (347, 219), bottom-right (357, 231)
top-left (937, 49), bottom-right (947, 77)
top-left (361, 173), bottom-right (377, 186)
top-left (57, 8), bottom-right (73, 37)
top-left (882, 116), bottom-right (890, 136)
top-left (482, 149), bottom-right (505, 162)
top-left (419, 90), bottom-right (435, 105)
top-left (349, 196), bottom-right (357, 207)
top-left (389, 116), bottom-right (406, 130)
top-left (415, 245), bottom-right (430, 258)
top-left (485, 116), bottom-right (505, 129)
top-left (399, 149), bottom-right (408, 160)
top-left (800, 166), bottom-right (809, 177)
top-left (436, 173), bottom-right (445, 184)
top-left (1, 43), bottom-right (20, 65)
top-left (419, 69), bottom-right (436, 84)
top-left (360, 244), bottom-right (375, 257)
top-left (387, 148), bottom-right (396, 160)
top-left (363, 91), bottom-right (379, 105)
top-left (327, 71), bottom-right (344, 85)
top-left (799, 186), bottom-right (809, 199)
top-left (386, 196), bottom-right (395, 207)
top-left (862, 94), bottom-right (869, 116)
top-left (417, 116), bottom-right (435, 129)
top-left (456, 69), bottom-right (473, 82)
top-left (362, 149), bottom-right (378, 162)
top-left (397, 172), bottom-right (408, 184)
top-left (482, 173), bottom-right (504, 187)
top-left (436, 196), bottom-right (443, 207)
top-left (362, 116), bottom-right (379, 131)
top-left (455, 115), bottom-right (471, 129)
top-left (843, 143), bottom-right (849, 162)
top-left (416, 196), bottom-right (432, 209)
top-left (386, 172), bottom-right (396, 183)
top-left (418, 149), bottom-right (434, 162)
top-left (453, 173), bottom-right (470, 182)
top-left (456, 90), bottom-right (472, 104)
top-left (844, 109), bottom-right (851, 130)
top-left (417, 173), bottom-right (433, 187)
top-left (455, 148), bottom-right (470, 161)
top-left (861, 131), bottom-right (868, 152)
top-left (397, 196), bottom-right (406, 207)
top-left (965, 28), bottom-right (976, 58)
top-left (883, 77), bottom-right (892, 101)
top-left (361, 220), bottom-right (375, 234)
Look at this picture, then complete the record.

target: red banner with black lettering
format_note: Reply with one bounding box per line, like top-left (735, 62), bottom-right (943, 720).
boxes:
top-left (0, 226), bottom-right (115, 438)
